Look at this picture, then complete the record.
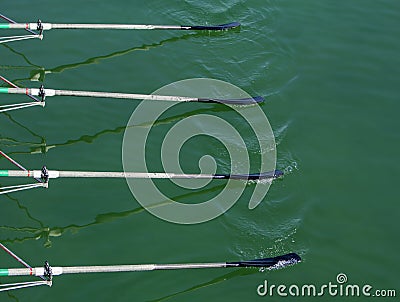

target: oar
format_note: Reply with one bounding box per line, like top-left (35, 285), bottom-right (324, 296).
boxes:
top-left (0, 14), bottom-right (240, 44)
top-left (0, 253), bottom-right (301, 291)
top-left (1, 21), bottom-right (240, 31)
top-left (0, 168), bottom-right (283, 181)
top-left (0, 151), bottom-right (283, 195)
top-left (0, 168), bottom-right (282, 194)
top-left (0, 86), bottom-right (263, 106)
top-left (1, 253), bottom-right (301, 278)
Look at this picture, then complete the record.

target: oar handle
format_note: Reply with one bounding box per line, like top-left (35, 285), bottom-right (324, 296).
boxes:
top-left (0, 170), bottom-right (55, 179)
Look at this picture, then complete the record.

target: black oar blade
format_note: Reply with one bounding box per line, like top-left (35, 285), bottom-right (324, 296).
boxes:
top-left (228, 253), bottom-right (301, 269)
top-left (252, 170), bottom-right (284, 180)
top-left (186, 22), bottom-right (241, 31)
top-left (198, 96), bottom-right (264, 105)
top-left (220, 170), bottom-right (284, 180)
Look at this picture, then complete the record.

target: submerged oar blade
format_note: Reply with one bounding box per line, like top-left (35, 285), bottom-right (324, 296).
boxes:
top-left (186, 22), bottom-right (241, 31)
top-left (198, 96), bottom-right (264, 105)
top-left (229, 253), bottom-right (301, 269)
top-left (222, 170), bottom-right (284, 180)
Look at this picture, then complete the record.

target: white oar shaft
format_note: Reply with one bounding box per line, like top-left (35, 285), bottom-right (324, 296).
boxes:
top-left (2, 170), bottom-right (216, 179)
top-left (5, 87), bottom-right (198, 102)
top-left (60, 171), bottom-right (214, 179)
top-left (5, 262), bottom-right (227, 277)
top-left (7, 23), bottom-right (182, 30)
top-left (58, 171), bottom-right (214, 179)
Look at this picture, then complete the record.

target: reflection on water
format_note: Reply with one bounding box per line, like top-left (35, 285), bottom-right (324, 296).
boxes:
top-left (0, 100), bottom-right (237, 155)
top-left (1, 29), bottom-right (237, 83)
top-left (0, 184), bottom-right (225, 247)
top-left (149, 269), bottom-right (254, 302)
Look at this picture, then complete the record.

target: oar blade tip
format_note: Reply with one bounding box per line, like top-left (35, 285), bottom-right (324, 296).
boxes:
top-left (272, 169), bottom-right (284, 179)
top-left (233, 253), bottom-right (301, 270)
top-left (230, 170), bottom-right (284, 180)
top-left (188, 22), bottom-right (241, 31)
top-left (198, 95), bottom-right (264, 105)
top-left (265, 253), bottom-right (302, 270)
top-left (227, 95), bottom-right (265, 105)
top-left (217, 22), bottom-right (241, 30)
top-left (251, 96), bottom-right (265, 103)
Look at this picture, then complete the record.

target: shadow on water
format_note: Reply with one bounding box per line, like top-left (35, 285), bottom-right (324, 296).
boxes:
top-left (0, 100), bottom-right (236, 155)
top-left (0, 184), bottom-right (225, 247)
top-left (4, 292), bottom-right (18, 302)
top-left (0, 112), bottom-right (46, 149)
top-left (148, 269), bottom-right (255, 302)
top-left (1, 29), bottom-right (239, 82)
top-left (0, 44), bottom-right (42, 69)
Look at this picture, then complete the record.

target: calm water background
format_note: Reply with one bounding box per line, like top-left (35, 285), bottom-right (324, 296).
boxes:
top-left (1, 0), bottom-right (399, 301)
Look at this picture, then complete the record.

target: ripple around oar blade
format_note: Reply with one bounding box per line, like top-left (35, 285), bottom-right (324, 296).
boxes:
top-left (265, 254), bottom-right (302, 271)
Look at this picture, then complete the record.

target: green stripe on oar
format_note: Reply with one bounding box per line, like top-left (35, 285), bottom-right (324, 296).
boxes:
top-left (0, 87), bottom-right (9, 93)
top-left (0, 170), bottom-right (9, 176)
top-left (0, 269), bottom-right (9, 276)
top-left (0, 24), bottom-right (11, 29)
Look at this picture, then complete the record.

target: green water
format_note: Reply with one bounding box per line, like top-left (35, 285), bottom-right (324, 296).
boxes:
top-left (1, 0), bottom-right (399, 301)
